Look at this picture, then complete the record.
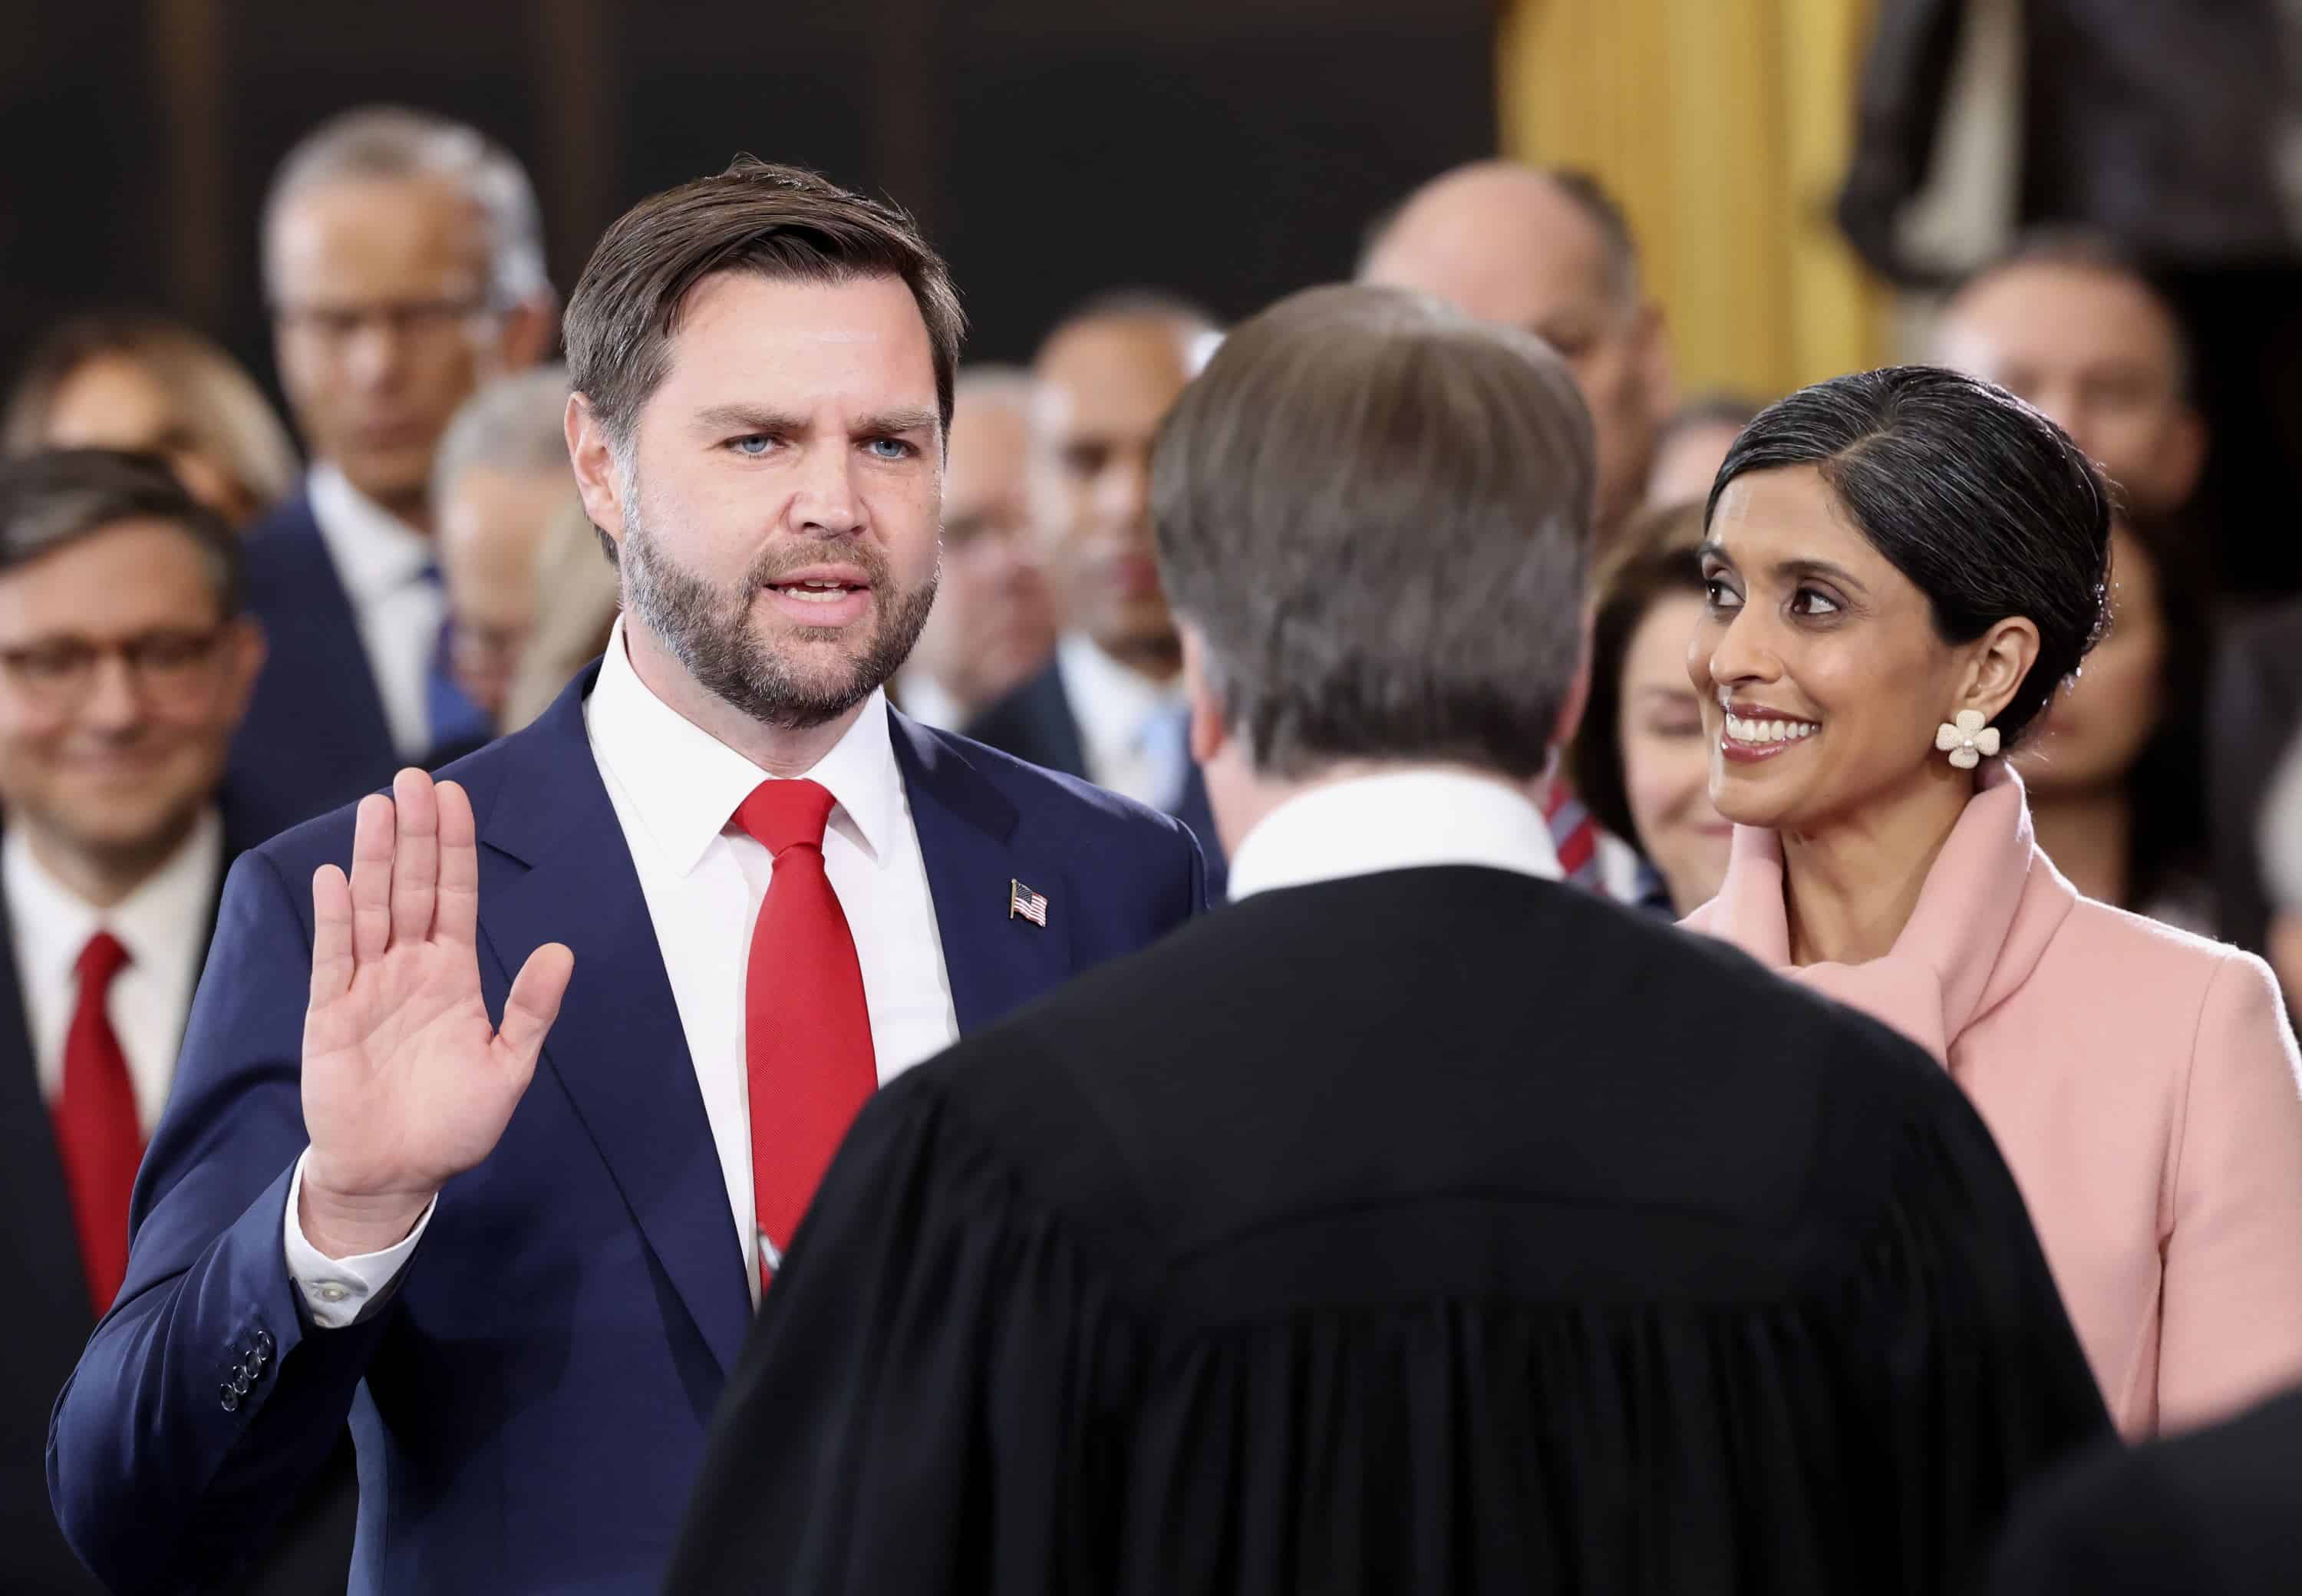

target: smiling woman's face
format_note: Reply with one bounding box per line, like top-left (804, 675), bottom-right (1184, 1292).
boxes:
top-left (1688, 464), bottom-right (2011, 833)
top-left (1618, 591), bottom-right (1732, 911)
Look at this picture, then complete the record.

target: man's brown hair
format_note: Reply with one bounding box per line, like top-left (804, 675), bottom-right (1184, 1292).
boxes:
top-left (1153, 282), bottom-right (1595, 782)
top-left (563, 155), bottom-right (965, 448)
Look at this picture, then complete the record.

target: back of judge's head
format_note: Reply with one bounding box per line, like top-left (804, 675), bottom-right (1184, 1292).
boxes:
top-left (1151, 282), bottom-right (1594, 784)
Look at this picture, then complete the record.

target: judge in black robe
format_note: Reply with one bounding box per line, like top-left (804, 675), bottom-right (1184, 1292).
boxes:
top-left (663, 283), bottom-right (2112, 1596)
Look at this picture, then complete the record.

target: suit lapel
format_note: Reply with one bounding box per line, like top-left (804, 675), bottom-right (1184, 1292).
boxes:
top-left (891, 714), bottom-right (1077, 1035)
top-left (472, 669), bottom-right (751, 1376)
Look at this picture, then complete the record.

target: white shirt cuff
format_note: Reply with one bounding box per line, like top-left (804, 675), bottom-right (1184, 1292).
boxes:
top-left (282, 1149), bottom-right (436, 1330)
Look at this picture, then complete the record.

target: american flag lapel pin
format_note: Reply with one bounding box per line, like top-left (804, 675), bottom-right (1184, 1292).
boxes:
top-left (1008, 879), bottom-right (1049, 928)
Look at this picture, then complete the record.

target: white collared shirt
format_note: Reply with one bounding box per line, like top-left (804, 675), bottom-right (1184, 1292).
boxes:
top-left (5, 810), bottom-right (224, 1132)
top-left (1225, 770), bottom-right (1563, 902)
top-left (1054, 632), bottom-right (1187, 809)
top-left (285, 620), bottom-right (961, 1323)
top-left (892, 668), bottom-right (968, 735)
top-left (306, 463), bottom-right (445, 760)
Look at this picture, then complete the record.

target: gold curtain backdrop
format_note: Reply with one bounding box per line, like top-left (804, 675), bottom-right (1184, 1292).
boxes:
top-left (1499, 0), bottom-right (1888, 401)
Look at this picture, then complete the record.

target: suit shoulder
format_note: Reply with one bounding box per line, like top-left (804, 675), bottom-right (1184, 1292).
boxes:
top-left (919, 724), bottom-right (1195, 847)
top-left (2046, 894), bottom-right (2266, 1013)
top-left (249, 729), bottom-right (535, 879)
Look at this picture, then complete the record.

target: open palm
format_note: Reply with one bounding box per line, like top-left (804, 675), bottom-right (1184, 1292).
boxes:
top-left (302, 770), bottom-right (573, 1207)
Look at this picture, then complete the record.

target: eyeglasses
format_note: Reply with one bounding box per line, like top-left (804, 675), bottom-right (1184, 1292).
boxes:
top-left (272, 295), bottom-right (495, 348)
top-left (0, 628), bottom-right (231, 711)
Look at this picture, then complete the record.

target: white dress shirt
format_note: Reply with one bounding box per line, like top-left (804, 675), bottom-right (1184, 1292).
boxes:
top-left (1225, 770), bottom-right (1563, 902)
top-left (307, 463), bottom-right (446, 760)
top-left (5, 810), bottom-right (224, 1133)
top-left (1054, 633), bottom-right (1187, 809)
top-left (892, 668), bottom-right (968, 735)
top-left (287, 621), bottom-right (962, 1324)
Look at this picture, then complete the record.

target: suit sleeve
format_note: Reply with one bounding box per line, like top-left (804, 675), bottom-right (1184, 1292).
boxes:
top-left (2156, 949), bottom-right (2302, 1432)
top-left (48, 847), bottom-right (391, 1596)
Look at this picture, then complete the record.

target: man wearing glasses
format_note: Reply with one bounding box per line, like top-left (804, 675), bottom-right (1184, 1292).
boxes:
top-left (229, 106), bottom-right (558, 843)
top-left (0, 449), bottom-right (354, 1593)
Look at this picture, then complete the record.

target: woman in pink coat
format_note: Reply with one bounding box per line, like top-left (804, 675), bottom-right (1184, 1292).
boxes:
top-left (1681, 365), bottom-right (2302, 1438)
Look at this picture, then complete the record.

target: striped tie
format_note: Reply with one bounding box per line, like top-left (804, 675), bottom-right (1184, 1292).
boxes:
top-left (1543, 785), bottom-right (1606, 892)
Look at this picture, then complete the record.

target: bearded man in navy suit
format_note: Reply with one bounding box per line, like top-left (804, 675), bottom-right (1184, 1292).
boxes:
top-left (51, 156), bottom-right (1204, 1596)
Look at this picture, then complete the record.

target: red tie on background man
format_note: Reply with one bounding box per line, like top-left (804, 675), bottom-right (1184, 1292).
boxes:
top-left (54, 932), bottom-right (142, 1314)
top-left (734, 779), bottom-right (876, 1289)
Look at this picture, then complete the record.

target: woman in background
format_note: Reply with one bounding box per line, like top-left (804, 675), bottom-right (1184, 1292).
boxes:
top-left (1568, 500), bottom-right (1733, 915)
top-left (1684, 366), bottom-right (2302, 1438)
top-left (2015, 508), bottom-right (2212, 929)
top-left (5, 312), bottom-right (299, 526)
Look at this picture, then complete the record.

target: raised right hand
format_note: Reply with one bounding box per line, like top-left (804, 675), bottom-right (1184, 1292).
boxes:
top-left (298, 769), bottom-right (574, 1258)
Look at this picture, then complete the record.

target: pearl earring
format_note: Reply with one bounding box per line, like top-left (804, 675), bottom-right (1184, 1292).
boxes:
top-left (1934, 709), bottom-right (2000, 770)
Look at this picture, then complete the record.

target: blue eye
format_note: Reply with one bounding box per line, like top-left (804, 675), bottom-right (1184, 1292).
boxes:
top-left (728, 435), bottom-right (773, 457)
top-left (866, 437), bottom-right (914, 460)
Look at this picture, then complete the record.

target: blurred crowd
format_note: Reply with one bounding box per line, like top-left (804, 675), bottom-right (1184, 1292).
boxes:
top-left (8, 77), bottom-right (2302, 1592)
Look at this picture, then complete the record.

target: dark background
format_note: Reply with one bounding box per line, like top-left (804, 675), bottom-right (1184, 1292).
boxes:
top-left (2, 0), bottom-right (1495, 404)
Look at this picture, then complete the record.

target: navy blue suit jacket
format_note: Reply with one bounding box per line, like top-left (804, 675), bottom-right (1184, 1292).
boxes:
top-left (964, 658), bottom-right (1228, 902)
top-left (0, 821), bottom-right (357, 1596)
top-left (226, 493), bottom-right (488, 847)
top-left (49, 664), bottom-right (1205, 1596)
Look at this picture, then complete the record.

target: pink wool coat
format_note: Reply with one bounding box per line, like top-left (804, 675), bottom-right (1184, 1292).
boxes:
top-left (1686, 761), bottom-right (2302, 1436)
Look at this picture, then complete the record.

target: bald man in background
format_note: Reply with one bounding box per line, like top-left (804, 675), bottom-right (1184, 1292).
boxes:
top-left (895, 368), bottom-right (1055, 733)
top-left (965, 294), bottom-right (1225, 893)
top-left (1931, 236), bottom-right (2207, 522)
top-left (1360, 161), bottom-right (1674, 546)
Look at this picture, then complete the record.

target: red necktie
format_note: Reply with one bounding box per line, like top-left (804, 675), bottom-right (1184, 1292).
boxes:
top-left (734, 779), bottom-right (876, 1288)
top-left (53, 932), bottom-right (142, 1314)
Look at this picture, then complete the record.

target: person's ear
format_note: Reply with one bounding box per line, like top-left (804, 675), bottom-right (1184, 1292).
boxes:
top-left (494, 294), bottom-right (559, 373)
top-left (1181, 622), bottom-right (1229, 769)
top-left (1958, 615), bottom-right (2041, 727)
top-left (566, 392), bottom-right (628, 552)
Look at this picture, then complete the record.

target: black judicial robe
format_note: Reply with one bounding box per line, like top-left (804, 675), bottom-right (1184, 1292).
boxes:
top-left (665, 866), bottom-right (2111, 1595)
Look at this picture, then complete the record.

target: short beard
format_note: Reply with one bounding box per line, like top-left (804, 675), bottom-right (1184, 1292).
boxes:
top-left (619, 477), bottom-right (938, 732)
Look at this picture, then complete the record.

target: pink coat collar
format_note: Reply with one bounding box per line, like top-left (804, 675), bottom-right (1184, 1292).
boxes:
top-left (1690, 760), bottom-right (2079, 1063)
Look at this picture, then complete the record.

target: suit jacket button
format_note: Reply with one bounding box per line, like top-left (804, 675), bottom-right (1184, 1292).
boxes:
top-left (219, 1385), bottom-right (239, 1413)
top-left (252, 1329), bottom-right (274, 1357)
top-left (230, 1370), bottom-right (252, 1396)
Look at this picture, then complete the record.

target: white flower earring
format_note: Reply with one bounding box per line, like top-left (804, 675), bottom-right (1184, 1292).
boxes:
top-left (1934, 709), bottom-right (2000, 770)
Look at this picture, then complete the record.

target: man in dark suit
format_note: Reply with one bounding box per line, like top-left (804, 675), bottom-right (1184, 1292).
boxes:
top-left (0, 450), bottom-right (351, 1593)
top-left (228, 106), bottom-right (559, 843)
top-left (51, 157), bottom-right (1202, 1596)
top-left (964, 292), bottom-right (1227, 894)
top-left (1989, 1384), bottom-right (2302, 1594)
top-left (663, 285), bottom-right (2109, 1594)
